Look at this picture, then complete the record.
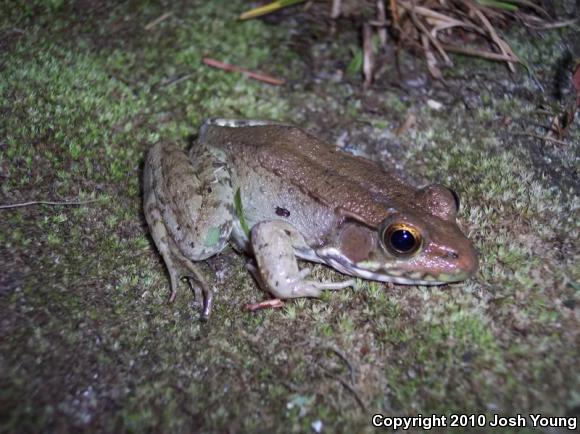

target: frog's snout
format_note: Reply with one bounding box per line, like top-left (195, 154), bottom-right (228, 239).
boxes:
top-left (453, 242), bottom-right (479, 279)
top-left (424, 238), bottom-right (478, 283)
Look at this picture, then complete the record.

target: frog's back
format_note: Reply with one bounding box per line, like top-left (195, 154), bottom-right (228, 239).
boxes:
top-left (200, 120), bottom-right (417, 227)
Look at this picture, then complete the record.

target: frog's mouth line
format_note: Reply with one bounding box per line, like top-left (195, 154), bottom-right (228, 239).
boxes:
top-left (316, 247), bottom-right (446, 286)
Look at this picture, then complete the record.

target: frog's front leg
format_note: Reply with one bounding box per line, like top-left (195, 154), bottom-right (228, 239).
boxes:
top-left (143, 142), bottom-right (234, 319)
top-left (250, 221), bottom-right (355, 300)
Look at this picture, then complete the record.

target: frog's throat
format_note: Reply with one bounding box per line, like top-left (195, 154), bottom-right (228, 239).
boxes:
top-left (315, 247), bottom-right (454, 286)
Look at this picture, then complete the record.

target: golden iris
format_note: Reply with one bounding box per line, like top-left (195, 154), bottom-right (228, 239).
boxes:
top-left (383, 223), bottom-right (422, 256)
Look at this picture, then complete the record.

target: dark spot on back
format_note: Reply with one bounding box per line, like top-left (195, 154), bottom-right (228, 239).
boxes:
top-left (276, 207), bottom-right (290, 217)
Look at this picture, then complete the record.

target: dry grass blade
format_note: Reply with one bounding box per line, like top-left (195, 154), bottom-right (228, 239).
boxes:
top-left (376, 0), bottom-right (388, 47)
top-left (236, 0), bottom-right (557, 80)
top-left (331, 0), bottom-right (342, 19)
top-left (473, 7), bottom-right (519, 71)
top-left (422, 33), bottom-right (443, 78)
top-left (239, 0), bottom-right (306, 21)
top-left (390, 0), bottom-right (400, 26)
top-left (509, 132), bottom-right (570, 146)
top-left (441, 43), bottom-right (518, 62)
top-left (500, 0), bottom-right (551, 17)
top-left (400, 3), bottom-right (482, 35)
top-left (476, 0), bottom-right (519, 12)
top-left (521, 17), bottom-right (577, 29)
top-left (395, 0), bottom-right (532, 74)
top-left (0, 199), bottom-right (98, 210)
top-left (144, 12), bottom-right (173, 30)
top-left (363, 23), bottom-right (375, 86)
top-left (406, 4), bottom-right (452, 65)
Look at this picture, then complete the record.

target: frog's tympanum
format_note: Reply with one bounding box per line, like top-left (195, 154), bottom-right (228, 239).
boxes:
top-left (143, 119), bottom-right (478, 319)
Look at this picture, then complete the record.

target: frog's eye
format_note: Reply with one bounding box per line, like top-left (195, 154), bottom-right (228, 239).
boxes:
top-left (382, 223), bottom-right (422, 256)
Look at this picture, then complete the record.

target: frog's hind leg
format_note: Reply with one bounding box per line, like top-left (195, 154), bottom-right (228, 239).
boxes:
top-left (250, 221), bottom-right (355, 301)
top-left (142, 195), bottom-right (182, 304)
top-left (182, 261), bottom-right (213, 320)
top-left (143, 141), bottom-right (234, 319)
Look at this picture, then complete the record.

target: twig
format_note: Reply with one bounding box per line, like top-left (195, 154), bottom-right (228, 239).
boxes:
top-left (506, 0), bottom-right (551, 18)
top-left (333, 373), bottom-right (367, 412)
top-left (331, 0), bottom-right (341, 19)
top-left (202, 58), bottom-right (285, 86)
top-left (321, 345), bottom-right (356, 384)
top-left (399, 2), bottom-right (482, 35)
top-left (508, 132), bottom-right (570, 146)
top-left (368, 19), bottom-right (389, 27)
top-left (363, 23), bottom-right (375, 87)
top-left (243, 298), bottom-right (285, 312)
top-left (422, 33), bottom-right (442, 78)
top-left (440, 44), bottom-right (517, 62)
top-left (239, 0), bottom-right (306, 21)
top-left (376, 0), bottom-right (388, 47)
top-left (523, 18), bottom-right (577, 30)
top-left (0, 199), bottom-right (98, 210)
top-left (145, 12), bottom-right (173, 30)
top-left (4, 28), bottom-right (26, 34)
top-left (390, 0), bottom-right (399, 25)
top-left (395, 110), bottom-right (417, 136)
top-left (408, 6), bottom-right (451, 65)
top-left (163, 73), bottom-right (193, 87)
top-left (316, 362), bottom-right (367, 412)
top-left (473, 8), bottom-right (519, 72)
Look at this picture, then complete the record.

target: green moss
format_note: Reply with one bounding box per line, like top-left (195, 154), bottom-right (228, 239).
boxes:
top-left (1, 0), bottom-right (578, 432)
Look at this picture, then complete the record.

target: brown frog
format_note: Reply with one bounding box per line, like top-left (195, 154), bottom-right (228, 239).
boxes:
top-left (143, 119), bottom-right (478, 318)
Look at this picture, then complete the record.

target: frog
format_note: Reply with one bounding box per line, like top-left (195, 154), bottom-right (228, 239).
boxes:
top-left (143, 119), bottom-right (478, 319)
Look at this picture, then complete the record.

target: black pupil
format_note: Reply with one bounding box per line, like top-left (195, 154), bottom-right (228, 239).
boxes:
top-left (390, 229), bottom-right (416, 252)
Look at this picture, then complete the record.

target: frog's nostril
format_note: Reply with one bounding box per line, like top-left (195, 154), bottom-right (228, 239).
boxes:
top-left (445, 251), bottom-right (459, 260)
top-left (459, 245), bottom-right (479, 276)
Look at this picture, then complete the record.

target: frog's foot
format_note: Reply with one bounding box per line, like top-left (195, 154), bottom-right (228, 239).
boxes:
top-left (251, 221), bottom-right (356, 300)
top-left (244, 261), bottom-right (286, 312)
top-left (144, 199), bottom-right (214, 318)
top-left (158, 254), bottom-right (214, 319)
top-left (181, 262), bottom-right (214, 320)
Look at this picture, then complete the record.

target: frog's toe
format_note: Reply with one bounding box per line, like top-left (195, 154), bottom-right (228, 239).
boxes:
top-left (200, 284), bottom-right (213, 321)
top-left (312, 278), bottom-right (356, 291)
top-left (168, 269), bottom-right (180, 303)
top-left (184, 277), bottom-right (213, 320)
top-left (184, 278), bottom-right (214, 320)
top-left (189, 281), bottom-right (203, 306)
top-left (277, 278), bottom-right (355, 299)
top-left (298, 267), bottom-right (311, 279)
top-left (292, 283), bottom-right (322, 298)
top-left (186, 278), bottom-right (214, 321)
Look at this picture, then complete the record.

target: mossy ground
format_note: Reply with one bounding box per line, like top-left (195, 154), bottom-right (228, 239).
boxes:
top-left (1, 1), bottom-right (578, 433)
